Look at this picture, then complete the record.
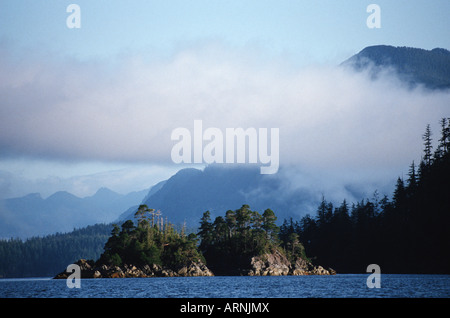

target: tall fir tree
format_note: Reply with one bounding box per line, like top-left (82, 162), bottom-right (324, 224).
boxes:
top-left (422, 124), bottom-right (433, 166)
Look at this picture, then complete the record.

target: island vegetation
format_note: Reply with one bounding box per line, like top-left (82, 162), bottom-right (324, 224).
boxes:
top-left (96, 205), bottom-right (205, 270)
top-left (197, 205), bottom-right (311, 275)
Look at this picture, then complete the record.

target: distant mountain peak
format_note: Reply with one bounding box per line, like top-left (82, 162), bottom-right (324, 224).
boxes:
top-left (96, 186), bottom-right (114, 192)
top-left (93, 187), bottom-right (119, 197)
top-left (0, 187), bottom-right (148, 239)
top-left (342, 45), bottom-right (450, 89)
top-left (46, 191), bottom-right (78, 200)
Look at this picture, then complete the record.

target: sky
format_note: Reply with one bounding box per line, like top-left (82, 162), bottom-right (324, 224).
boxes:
top-left (0, 0), bottom-right (449, 200)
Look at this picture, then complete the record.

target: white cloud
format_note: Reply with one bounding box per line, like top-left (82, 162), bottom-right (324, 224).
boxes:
top-left (0, 42), bottom-right (449, 199)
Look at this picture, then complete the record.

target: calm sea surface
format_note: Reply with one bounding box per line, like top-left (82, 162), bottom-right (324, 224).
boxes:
top-left (0, 274), bottom-right (449, 298)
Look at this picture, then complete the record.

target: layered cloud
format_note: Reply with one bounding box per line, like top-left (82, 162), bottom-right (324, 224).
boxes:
top-left (1, 42), bottom-right (449, 199)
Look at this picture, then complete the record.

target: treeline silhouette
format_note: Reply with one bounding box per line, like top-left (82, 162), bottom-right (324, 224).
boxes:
top-left (281, 118), bottom-right (450, 273)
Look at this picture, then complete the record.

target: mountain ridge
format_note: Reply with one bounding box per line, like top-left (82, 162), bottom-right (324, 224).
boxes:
top-left (341, 45), bottom-right (450, 89)
top-left (119, 165), bottom-right (323, 228)
top-left (0, 187), bottom-right (148, 239)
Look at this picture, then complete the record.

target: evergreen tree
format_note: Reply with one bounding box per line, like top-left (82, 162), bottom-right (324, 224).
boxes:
top-left (316, 196), bottom-right (333, 226)
top-left (225, 210), bottom-right (237, 239)
top-left (134, 204), bottom-right (154, 228)
top-left (406, 161), bottom-right (418, 194)
top-left (235, 205), bottom-right (252, 233)
top-left (392, 177), bottom-right (406, 209)
top-left (262, 209), bottom-right (279, 240)
top-left (422, 124), bottom-right (433, 166)
top-left (435, 117), bottom-right (450, 160)
top-left (198, 211), bottom-right (214, 251)
top-left (212, 216), bottom-right (228, 244)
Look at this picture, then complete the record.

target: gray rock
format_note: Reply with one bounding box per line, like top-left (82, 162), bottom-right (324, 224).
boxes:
top-left (247, 250), bottom-right (336, 276)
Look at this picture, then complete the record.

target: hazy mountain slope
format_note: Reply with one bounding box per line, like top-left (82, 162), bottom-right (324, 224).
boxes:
top-left (342, 45), bottom-right (450, 89)
top-left (0, 188), bottom-right (148, 239)
top-left (120, 165), bottom-right (321, 228)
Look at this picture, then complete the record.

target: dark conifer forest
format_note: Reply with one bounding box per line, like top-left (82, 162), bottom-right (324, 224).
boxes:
top-left (281, 118), bottom-right (450, 273)
top-left (0, 224), bottom-right (112, 278)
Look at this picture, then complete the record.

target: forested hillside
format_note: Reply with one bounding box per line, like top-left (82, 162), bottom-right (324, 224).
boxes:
top-left (0, 224), bottom-right (112, 278)
top-left (281, 118), bottom-right (450, 273)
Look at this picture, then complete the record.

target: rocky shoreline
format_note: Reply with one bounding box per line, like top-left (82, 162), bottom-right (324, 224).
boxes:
top-left (54, 251), bottom-right (335, 279)
top-left (54, 259), bottom-right (214, 279)
top-left (247, 250), bottom-right (336, 276)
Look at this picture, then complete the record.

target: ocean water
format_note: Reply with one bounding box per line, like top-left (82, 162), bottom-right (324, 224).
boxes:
top-left (1, 274), bottom-right (449, 298)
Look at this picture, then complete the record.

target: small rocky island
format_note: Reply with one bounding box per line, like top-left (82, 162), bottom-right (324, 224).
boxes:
top-left (54, 252), bottom-right (334, 279)
top-left (54, 258), bottom-right (213, 278)
top-left (55, 205), bottom-right (335, 279)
